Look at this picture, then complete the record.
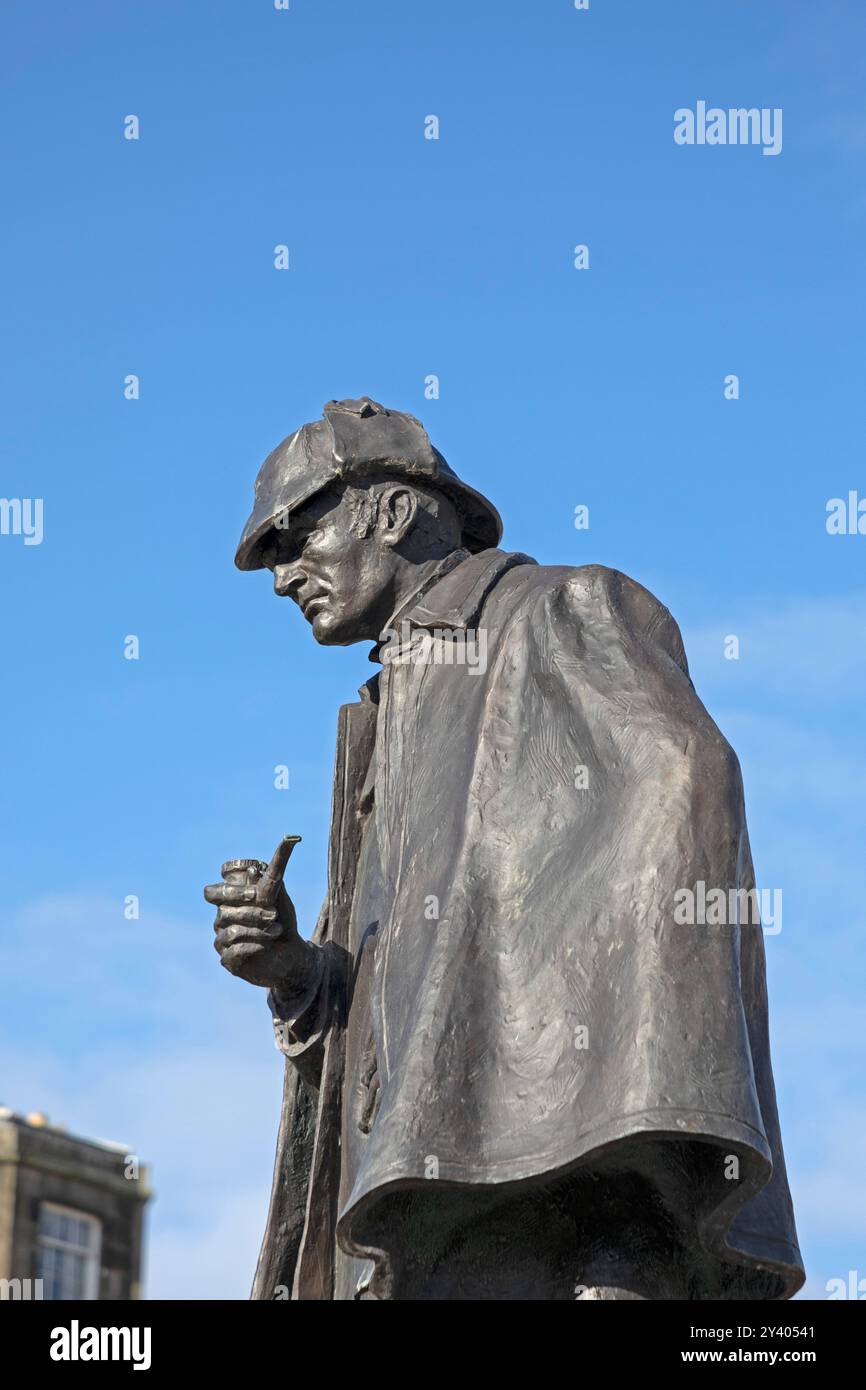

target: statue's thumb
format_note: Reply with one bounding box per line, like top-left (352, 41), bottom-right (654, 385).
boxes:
top-left (260, 834), bottom-right (301, 899)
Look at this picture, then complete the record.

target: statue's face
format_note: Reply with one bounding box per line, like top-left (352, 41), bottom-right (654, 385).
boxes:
top-left (261, 486), bottom-right (398, 645)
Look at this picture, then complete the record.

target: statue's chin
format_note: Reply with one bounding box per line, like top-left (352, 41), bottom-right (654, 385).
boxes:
top-left (310, 608), bottom-right (368, 647)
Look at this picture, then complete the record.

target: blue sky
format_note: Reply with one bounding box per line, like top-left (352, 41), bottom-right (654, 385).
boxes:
top-left (1, 0), bottom-right (864, 1298)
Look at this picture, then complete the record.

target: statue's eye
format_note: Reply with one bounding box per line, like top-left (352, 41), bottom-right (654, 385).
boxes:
top-left (275, 528), bottom-right (310, 565)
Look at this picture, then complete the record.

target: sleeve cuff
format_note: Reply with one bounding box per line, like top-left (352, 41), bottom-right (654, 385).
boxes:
top-left (267, 946), bottom-right (329, 1058)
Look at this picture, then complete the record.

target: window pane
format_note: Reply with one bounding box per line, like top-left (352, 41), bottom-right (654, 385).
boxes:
top-left (39, 1208), bottom-right (61, 1241)
top-left (68, 1251), bottom-right (86, 1299)
top-left (37, 1207), bottom-right (100, 1299)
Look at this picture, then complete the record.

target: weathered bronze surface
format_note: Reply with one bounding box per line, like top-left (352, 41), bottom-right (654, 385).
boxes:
top-left (204, 398), bottom-right (804, 1301)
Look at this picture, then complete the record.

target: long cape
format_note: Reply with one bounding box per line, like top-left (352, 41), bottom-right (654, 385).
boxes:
top-left (254, 552), bottom-right (803, 1299)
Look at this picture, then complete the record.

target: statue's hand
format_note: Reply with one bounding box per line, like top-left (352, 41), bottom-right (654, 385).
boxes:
top-left (204, 835), bottom-right (315, 992)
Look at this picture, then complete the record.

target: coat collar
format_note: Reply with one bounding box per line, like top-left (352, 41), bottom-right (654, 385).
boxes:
top-left (360, 547), bottom-right (536, 690)
top-left (392, 547), bottom-right (535, 634)
top-left (381, 547), bottom-right (470, 633)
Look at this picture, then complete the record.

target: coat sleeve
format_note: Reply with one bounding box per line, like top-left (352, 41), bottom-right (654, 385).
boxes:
top-left (265, 894), bottom-right (335, 1089)
top-left (252, 894), bottom-right (333, 1299)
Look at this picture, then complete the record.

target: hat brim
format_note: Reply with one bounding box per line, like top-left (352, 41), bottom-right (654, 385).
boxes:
top-left (235, 472), bottom-right (502, 571)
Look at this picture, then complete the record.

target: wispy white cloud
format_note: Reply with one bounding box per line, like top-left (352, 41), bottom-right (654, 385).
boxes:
top-left (685, 591), bottom-right (866, 706)
top-left (2, 894), bottom-right (285, 1299)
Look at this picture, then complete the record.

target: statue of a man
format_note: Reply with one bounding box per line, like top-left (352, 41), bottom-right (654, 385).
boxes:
top-left (204, 397), bottom-right (804, 1301)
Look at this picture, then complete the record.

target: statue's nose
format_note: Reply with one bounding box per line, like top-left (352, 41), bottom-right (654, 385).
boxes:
top-left (274, 563), bottom-right (301, 598)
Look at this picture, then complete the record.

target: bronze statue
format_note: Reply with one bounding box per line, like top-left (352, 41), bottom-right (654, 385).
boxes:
top-left (204, 397), bottom-right (804, 1300)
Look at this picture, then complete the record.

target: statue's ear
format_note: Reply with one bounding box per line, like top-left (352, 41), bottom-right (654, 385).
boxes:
top-left (378, 485), bottom-right (418, 546)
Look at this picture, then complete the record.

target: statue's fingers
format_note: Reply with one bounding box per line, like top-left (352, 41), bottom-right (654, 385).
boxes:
top-left (259, 835), bottom-right (301, 902)
top-left (214, 923), bottom-right (275, 955)
top-left (213, 906), bottom-right (278, 933)
top-left (203, 883), bottom-right (258, 907)
top-left (215, 938), bottom-right (269, 973)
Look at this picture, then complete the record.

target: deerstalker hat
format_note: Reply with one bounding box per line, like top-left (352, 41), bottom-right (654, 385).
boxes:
top-left (235, 397), bottom-right (502, 570)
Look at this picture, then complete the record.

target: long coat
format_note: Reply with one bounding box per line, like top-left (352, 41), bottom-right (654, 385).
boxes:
top-left (251, 548), bottom-right (804, 1300)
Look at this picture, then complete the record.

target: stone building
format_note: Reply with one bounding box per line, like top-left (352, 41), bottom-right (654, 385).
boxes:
top-left (0, 1108), bottom-right (150, 1300)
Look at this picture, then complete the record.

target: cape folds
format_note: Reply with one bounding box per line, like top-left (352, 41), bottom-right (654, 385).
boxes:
top-left (254, 550), bottom-right (804, 1300)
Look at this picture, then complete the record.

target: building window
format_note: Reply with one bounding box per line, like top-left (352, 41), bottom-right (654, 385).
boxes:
top-left (37, 1204), bottom-right (101, 1300)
